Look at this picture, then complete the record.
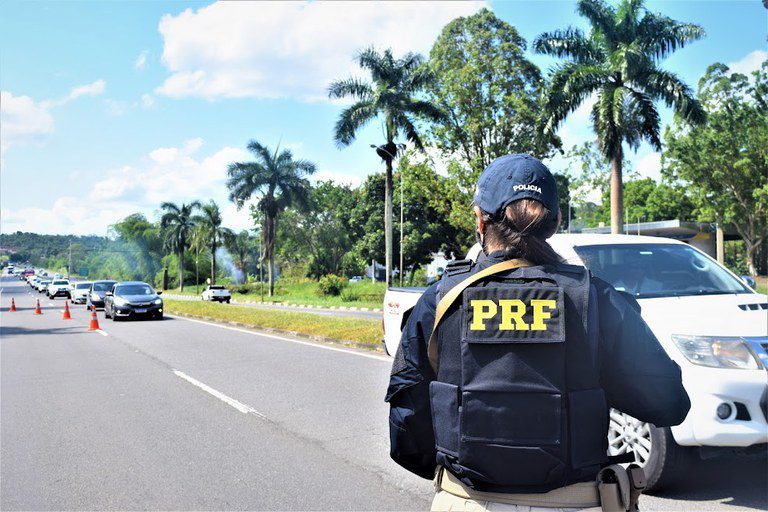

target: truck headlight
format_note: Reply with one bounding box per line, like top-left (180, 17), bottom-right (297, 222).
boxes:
top-left (154, 298), bottom-right (162, 305)
top-left (672, 335), bottom-right (762, 370)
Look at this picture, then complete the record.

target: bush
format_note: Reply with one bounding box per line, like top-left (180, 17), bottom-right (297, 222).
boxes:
top-left (340, 289), bottom-right (360, 302)
top-left (318, 274), bottom-right (347, 296)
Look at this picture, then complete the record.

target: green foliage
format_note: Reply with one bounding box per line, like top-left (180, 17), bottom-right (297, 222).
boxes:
top-left (664, 59), bottom-right (768, 275)
top-left (317, 274), bottom-right (347, 297)
top-left (536, 0), bottom-right (705, 230)
top-left (428, 8), bottom-right (558, 174)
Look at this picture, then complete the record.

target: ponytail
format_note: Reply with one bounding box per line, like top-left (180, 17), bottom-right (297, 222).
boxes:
top-left (481, 199), bottom-right (562, 265)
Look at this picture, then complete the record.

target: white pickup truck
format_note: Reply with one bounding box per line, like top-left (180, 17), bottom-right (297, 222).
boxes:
top-left (383, 234), bottom-right (768, 490)
top-left (201, 285), bottom-right (231, 303)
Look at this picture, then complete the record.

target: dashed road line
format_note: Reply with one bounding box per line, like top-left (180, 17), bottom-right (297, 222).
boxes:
top-left (172, 369), bottom-right (266, 418)
top-left (170, 315), bottom-right (391, 362)
top-left (95, 329), bottom-right (109, 337)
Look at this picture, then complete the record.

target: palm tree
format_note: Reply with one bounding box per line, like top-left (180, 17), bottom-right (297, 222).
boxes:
top-left (160, 201), bottom-right (200, 291)
top-left (195, 201), bottom-right (235, 286)
top-left (225, 230), bottom-right (254, 284)
top-left (189, 224), bottom-right (208, 293)
top-left (328, 47), bottom-right (445, 284)
top-left (534, 0), bottom-right (706, 233)
top-left (227, 141), bottom-right (315, 296)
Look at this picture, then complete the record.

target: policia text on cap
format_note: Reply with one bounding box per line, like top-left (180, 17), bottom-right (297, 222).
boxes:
top-left (385, 154), bottom-right (690, 512)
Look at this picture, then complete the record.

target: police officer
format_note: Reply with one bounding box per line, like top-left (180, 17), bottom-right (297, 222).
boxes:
top-left (385, 154), bottom-right (690, 512)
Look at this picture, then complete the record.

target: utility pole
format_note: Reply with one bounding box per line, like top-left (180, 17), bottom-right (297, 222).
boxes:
top-left (68, 242), bottom-right (72, 279)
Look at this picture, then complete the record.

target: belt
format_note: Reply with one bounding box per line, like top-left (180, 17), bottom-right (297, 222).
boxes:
top-left (435, 467), bottom-right (601, 509)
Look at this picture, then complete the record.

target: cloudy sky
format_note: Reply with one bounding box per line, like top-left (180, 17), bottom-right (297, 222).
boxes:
top-left (1, 0), bottom-right (765, 235)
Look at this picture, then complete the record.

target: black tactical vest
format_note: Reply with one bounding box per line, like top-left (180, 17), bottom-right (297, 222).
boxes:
top-left (430, 257), bottom-right (607, 493)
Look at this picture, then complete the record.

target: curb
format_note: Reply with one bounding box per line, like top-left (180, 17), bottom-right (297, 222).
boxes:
top-left (166, 310), bottom-right (384, 354)
top-left (165, 295), bottom-right (383, 313)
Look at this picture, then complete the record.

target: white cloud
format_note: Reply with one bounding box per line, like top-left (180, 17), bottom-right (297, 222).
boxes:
top-left (134, 50), bottom-right (149, 70)
top-left (727, 50), bottom-right (767, 76)
top-left (139, 93), bottom-right (156, 109)
top-left (634, 151), bottom-right (662, 181)
top-left (0, 91), bottom-right (55, 154)
top-left (156, 1), bottom-right (486, 101)
top-left (104, 99), bottom-right (128, 116)
top-left (311, 169), bottom-right (363, 187)
top-left (42, 79), bottom-right (106, 108)
top-left (2, 139), bottom-right (251, 235)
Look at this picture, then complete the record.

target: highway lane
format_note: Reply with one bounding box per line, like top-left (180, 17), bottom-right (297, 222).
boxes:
top-left (2, 274), bottom-right (766, 511)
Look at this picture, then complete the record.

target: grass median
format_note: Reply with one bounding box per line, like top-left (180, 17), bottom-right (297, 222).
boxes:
top-left (164, 299), bottom-right (382, 349)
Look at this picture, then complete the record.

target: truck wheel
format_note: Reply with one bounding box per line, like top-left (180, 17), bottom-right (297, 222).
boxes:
top-left (226, 298), bottom-right (230, 304)
top-left (608, 410), bottom-right (689, 492)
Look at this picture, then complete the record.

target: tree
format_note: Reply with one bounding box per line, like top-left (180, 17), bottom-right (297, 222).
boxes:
top-left (160, 201), bottom-right (200, 291)
top-left (195, 201), bottom-right (234, 285)
top-left (227, 140), bottom-right (315, 295)
top-left (665, 60), bottom-right (768, 275)
top-left (328, 47), bottom-right (446, 285)
top-left (189, 224), bottom-right (208, 292)
top-left (428, 8), bottom-right (558, 176)
top-left (535, 0), bottom-right (706, 233)
top-left (225, 230), bottom-right (255, 284)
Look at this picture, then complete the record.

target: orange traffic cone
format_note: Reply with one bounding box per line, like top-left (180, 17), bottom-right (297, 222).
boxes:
top-left (62, 300), bottom-right (72, 320)
top-left (34, 299), bottom-right (42, 315)
top-left (88, 308), bottom-right (100, 330)
top-left (9, 298), bottom-right (16, 312)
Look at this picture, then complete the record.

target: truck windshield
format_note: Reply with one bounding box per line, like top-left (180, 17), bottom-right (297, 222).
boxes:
top-left (573, 243), bottom-right (751, 299)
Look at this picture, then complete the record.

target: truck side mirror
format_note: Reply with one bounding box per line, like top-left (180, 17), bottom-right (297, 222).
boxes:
top-left (740, 275), bottom-right (756, 288)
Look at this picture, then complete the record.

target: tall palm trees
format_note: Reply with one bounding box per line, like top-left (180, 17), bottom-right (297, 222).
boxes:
top-left (535, 0), bottom-right (705, 233)
top-left (160, 201), bottom-right (200, 291)
top-left (227, 140), bottom-right (315, 296)
top-left (225, 230), bottom-right (254, 284)
top-left (195, 201), bottom-right (235, 286)
top-left (328, 47), bottom-right (445, 284)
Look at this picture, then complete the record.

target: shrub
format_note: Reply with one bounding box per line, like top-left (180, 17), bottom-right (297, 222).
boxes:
top-left (340, 289), bottom-right (360, 302)
top-left (318, 274), bottom-right (347, 296)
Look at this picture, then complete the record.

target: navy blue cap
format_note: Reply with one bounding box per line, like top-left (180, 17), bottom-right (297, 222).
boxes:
top-left (473, 154), bottom-right (559, 221)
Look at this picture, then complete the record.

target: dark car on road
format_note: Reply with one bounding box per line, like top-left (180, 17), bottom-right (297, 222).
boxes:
top-left (104, 281), bottom-right (163, 321)
top-left (87, 280), bottom-right (117, 310)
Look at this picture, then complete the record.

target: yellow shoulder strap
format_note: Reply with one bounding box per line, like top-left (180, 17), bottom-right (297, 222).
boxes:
top-left (427, 258), bottom-right (532, 373)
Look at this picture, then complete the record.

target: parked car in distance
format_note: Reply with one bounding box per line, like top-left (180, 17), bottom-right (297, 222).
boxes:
top-left (46, 279), bottom-right (71, 299)
top-left (349, 276), bottom-right (364, 283)
top-left (87, 280), bottom-right (118, 310)
top-left (70, 282), bottom-right (92, 304)
top-left (383, 234), bottom-right (768, 491)
top-left (201, 285), bottom-right (231, 303)
top-left (35, 279), bottom-right (52, 293)
top-left (104, 281), bottom-right (163, 320)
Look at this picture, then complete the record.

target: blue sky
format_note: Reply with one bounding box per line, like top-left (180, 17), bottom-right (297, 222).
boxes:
top-left (1, 0), bottom-right (765, 235)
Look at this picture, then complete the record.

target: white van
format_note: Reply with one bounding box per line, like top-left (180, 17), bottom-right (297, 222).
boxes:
top-left (382, 234), bottom-right (768, 490)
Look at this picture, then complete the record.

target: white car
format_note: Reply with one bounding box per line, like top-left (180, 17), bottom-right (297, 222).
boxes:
top-left (35, 279), bottom-right (52, 293)
top-left (70, 281), bottom-right (92, 304)
top-left (382, 234), bottom-right (768, 490)
top-left (202, 285), bottom-right (231, 303)
top-left (46, 279), bottom-right (71, 299)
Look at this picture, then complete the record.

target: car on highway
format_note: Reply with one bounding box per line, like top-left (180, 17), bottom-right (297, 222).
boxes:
top-left (70, 282), bottom-right (92, 304)
top-left (349, 276), bottom-right (364, 283)
top-left (23, 269), bottom-right (36, 281)
top-left (382, 234), bottom-right (768, 491)
top-left (201, 285), bottom-right (231, 303)
top-left (104, 281), bottom-right (163, 321)
top-left (35, 278), bottom-right (52, 293)
top-left (87, 280), bottom-right (118, 310)
top-left (46, 279), bottom-right (71, 299)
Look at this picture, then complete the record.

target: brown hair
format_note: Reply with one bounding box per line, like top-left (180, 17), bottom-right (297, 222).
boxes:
top-left (481, 199), bottom-right (563, 265)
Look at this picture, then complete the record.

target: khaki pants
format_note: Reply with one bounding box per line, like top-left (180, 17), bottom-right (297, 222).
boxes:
top-left (431, 468), bottom-right (602, 512)
top-left (431, 491), bottom-right (602, 512)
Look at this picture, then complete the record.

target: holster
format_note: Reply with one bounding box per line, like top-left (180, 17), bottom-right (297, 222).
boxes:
top-left (597, 464), bottom-right (646, 512)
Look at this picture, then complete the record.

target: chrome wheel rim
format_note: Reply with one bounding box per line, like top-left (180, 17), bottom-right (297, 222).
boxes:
top-left (608, 409), bottom-right (652, 466)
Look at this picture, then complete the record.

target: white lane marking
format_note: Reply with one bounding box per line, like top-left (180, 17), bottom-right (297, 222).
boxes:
top-left (172, 369), bottom-right (266, 418)
top-left (48, 302), bottom-right (54, 306)
top-left (170, 315), bottom-right (391, 362)
top-left (95, 329), bottom-right (109, 337)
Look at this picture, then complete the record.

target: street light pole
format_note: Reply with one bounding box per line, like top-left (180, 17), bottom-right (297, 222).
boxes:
top-left (400, 167), bottom-right (404, 286)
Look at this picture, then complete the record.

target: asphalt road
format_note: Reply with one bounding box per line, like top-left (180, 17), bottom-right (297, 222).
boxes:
top-left (1, 275), bottom-right (766, 511)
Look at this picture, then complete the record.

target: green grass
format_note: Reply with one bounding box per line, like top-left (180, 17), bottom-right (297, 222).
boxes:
top-left (164, 299), bottom-right (382, 348)
top-left (170, 280), bottom-right (387, 309)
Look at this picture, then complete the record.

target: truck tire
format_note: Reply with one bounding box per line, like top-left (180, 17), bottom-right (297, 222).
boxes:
top-left (226, 298), bottom-right (230, 304)
top-left (608, 410), bottom-right (689, 492)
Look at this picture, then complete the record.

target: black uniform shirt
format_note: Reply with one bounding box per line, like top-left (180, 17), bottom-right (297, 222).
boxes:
top-left (385, 249), bottom-right (691, 480)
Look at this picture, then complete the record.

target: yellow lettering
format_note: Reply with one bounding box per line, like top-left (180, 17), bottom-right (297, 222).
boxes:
top-left (530, 299), bottom-right (557, 330)
top-left (470, 300), bottom-right (497, 330)
top-left (499, 299), bottom-right (529, 330)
